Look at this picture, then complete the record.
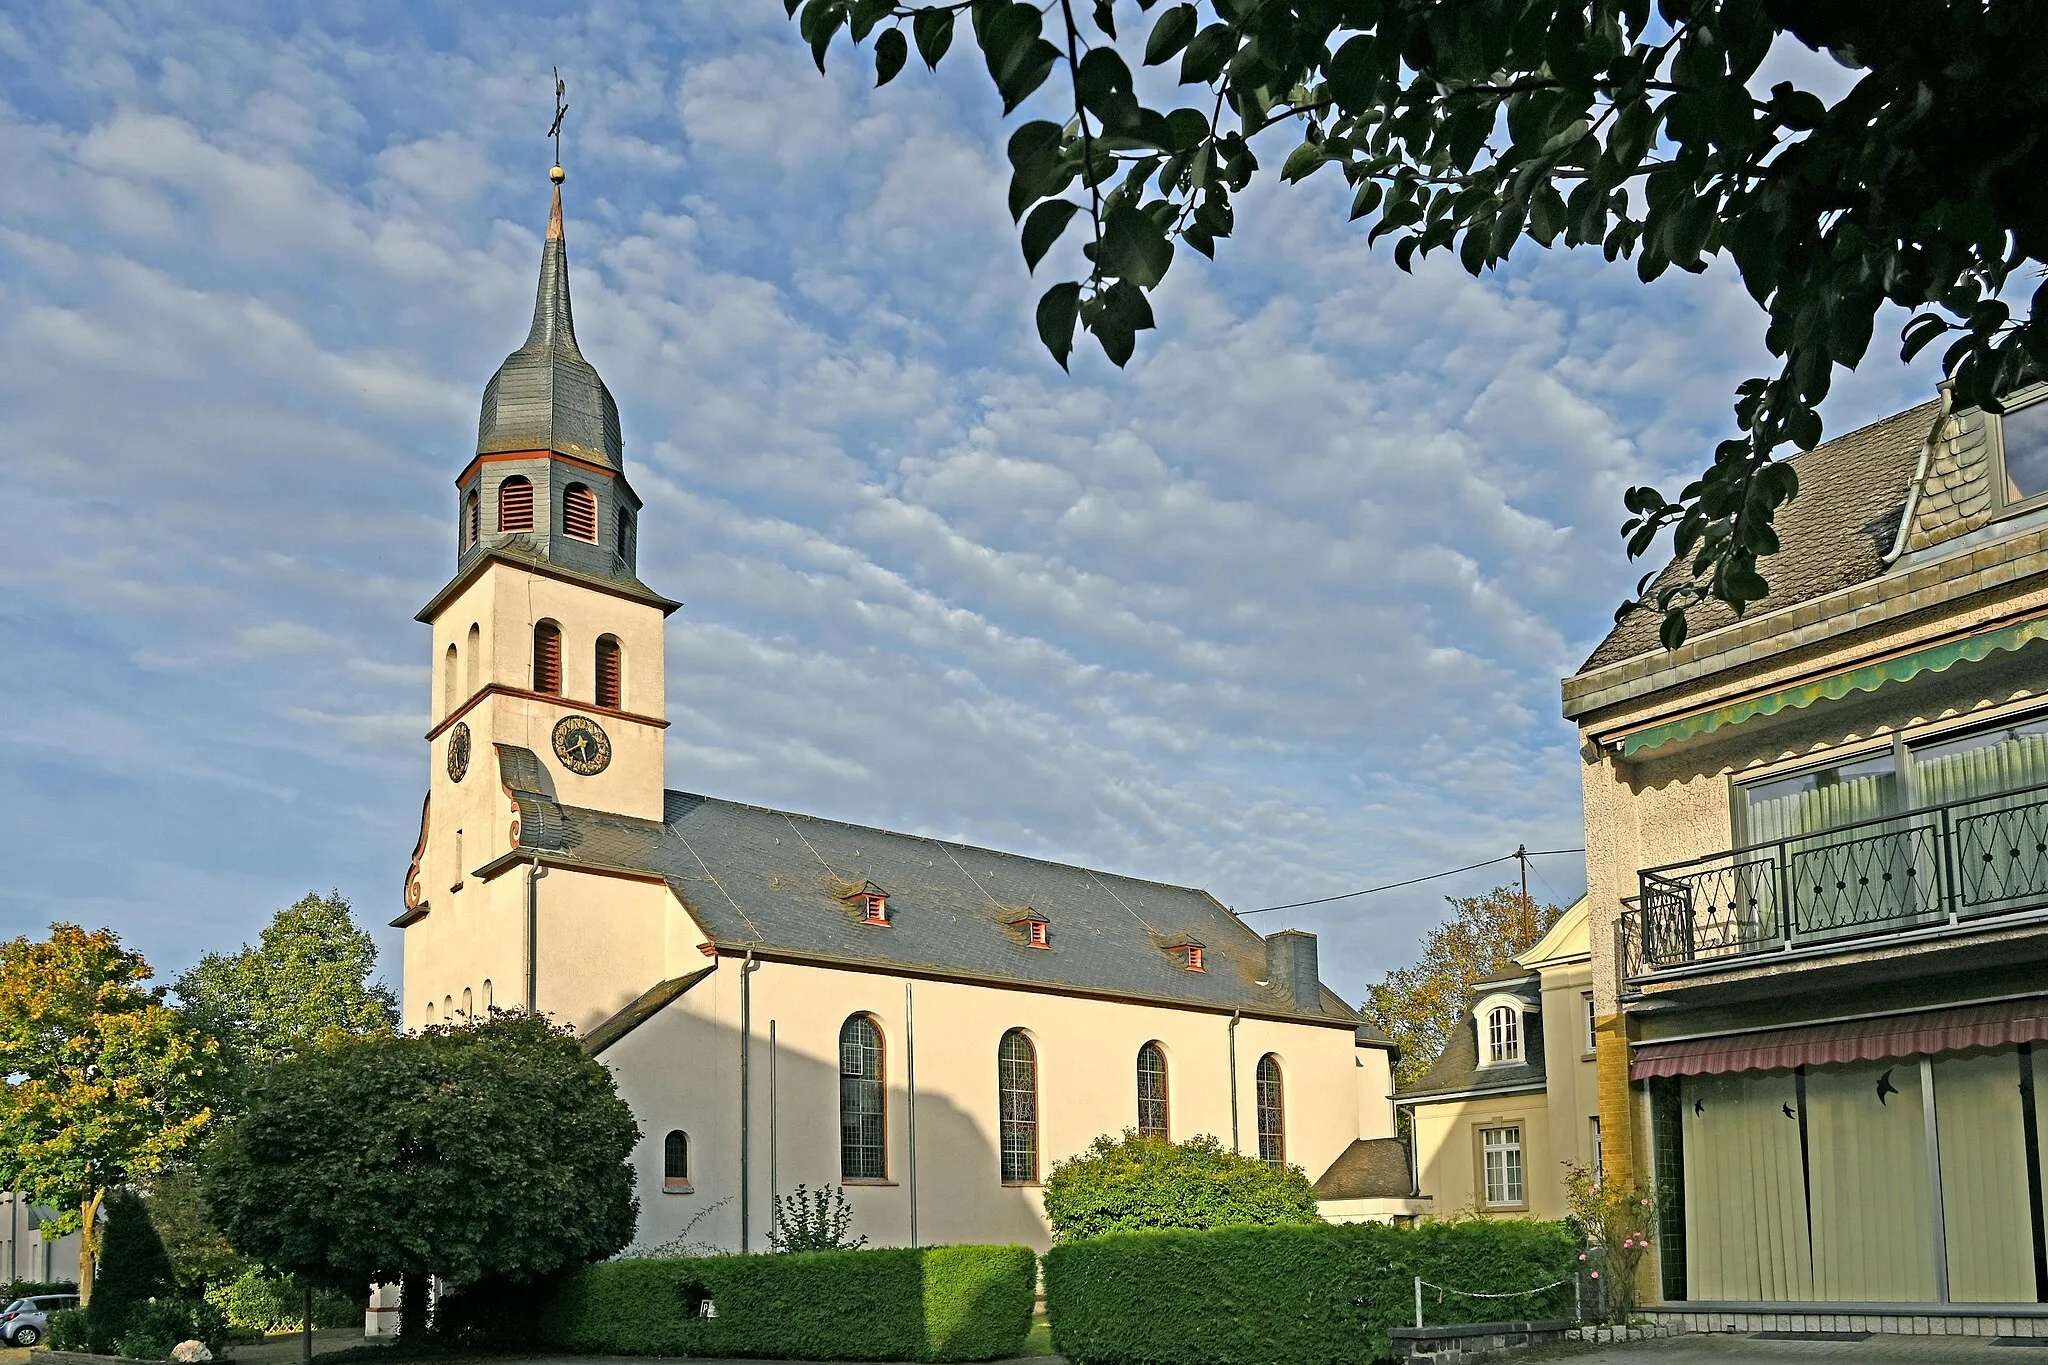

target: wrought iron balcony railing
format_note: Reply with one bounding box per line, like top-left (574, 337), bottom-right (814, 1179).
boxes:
top-left (1622, 781), bottom-right (2048, 981)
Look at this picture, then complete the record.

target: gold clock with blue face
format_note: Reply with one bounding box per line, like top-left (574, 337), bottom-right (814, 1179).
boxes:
top-left (446, 722), bottom-right (471, 783)
top-left (552, 714), bottom-right (612, 775)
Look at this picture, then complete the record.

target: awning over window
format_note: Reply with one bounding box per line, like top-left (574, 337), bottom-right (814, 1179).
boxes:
top-left (1630, 997), bottom-right (2048, 1079)
top-left (1617, 614), bottom-right (2048, 757)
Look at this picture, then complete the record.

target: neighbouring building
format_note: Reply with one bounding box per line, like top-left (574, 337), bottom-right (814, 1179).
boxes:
top-left (395, 168), bottom-right (1406, 1254)
top-left (0, 1194), bottom-right (79, 1288)
top-left (1565, 388), bottom-right (2048, 1325)
top-left (1398, 898), bottom-right (1602, 1221)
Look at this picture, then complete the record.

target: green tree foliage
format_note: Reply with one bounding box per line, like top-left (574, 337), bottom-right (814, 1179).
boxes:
top-left (1040, 1132), bottom-right (1321, 1241)
top-left (200, 1013), bottom-right (638, 1332)
top-left (142, 1166), bottom-right (249, 1294)
top-left (789, 0), bottom-right (2048, 641)
top-left (85, 1191), bottom-right (177, 1350)
top-left (173, 891), bottom-right (398, 1089)
top-left (1364, 887), bottom-right (1563, 1089)
top-left (0, 924), bottom-right (218, 1302)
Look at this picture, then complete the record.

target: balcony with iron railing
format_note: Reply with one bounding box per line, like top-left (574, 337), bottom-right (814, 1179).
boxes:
top-left (1619, 781), bottom-right (2048, 986)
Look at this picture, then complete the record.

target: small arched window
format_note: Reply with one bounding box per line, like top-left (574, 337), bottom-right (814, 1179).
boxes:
top-left (595, 636), bottom-right (623, 709)
top-left (482, 979), bottom-right (493, 1012)
top-left (663, 1130), bottom-right (691, 1191)
top-left (464, 489), bottom-right (480, 547)
top-left (498, 475), bottom-right (534, 532)
top-left (1137, 1041), bottom-right (1169, 1138)
top-left (1255, 1054), bottom-right (1285, 1166)
top-left (465, 623), bottom-right (481, 696)
top-left (443, 644), bottom-right (458, 716)
top-left (461, 987), bottom-right (472, 1018)
top-left (998, 1029), bottom-right (1038, 1183)
top-left (533, 621), bottom-right (563, 695)
top-left (425, 1001), bottom-right (435, 1024)
top-left (840, 1015), bottom-right (886, 1180)
top-left (1486, 1005), bottom-right (1521, 1064)
top-left (564, 484), bottom-right (599, 543)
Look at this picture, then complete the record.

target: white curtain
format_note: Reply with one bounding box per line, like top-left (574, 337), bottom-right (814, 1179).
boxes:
top-left (1681, 1072), bottom-right (1813, 1301)
top-left (1933, 1051), bottom-right (2038, 1304)
top-left (1805, 1061), bottom-right (1937, 1302)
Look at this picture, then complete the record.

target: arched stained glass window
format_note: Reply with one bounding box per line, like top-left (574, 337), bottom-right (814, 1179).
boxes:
top-left (1137, 1042), bottom-right (1169, 1138)
top-left (1255, 1054), bottom-right (1285, 1166)
top-left (998, 1029), bottom-right (1038, 1183)
top-left (839, 1015), bottom-right (885, 1180)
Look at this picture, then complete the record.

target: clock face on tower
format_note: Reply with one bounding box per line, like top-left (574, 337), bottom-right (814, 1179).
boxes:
top-left (552, 714), bottom-right (612, 775)
top-left (446, 723), bottom-right (471, 783)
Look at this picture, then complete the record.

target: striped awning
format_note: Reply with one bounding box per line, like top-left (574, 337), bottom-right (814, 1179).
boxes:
top-left (1617, 614), bottom-right (2048, 757)
top-left (1630, 997), bottom-right (2048, 1079)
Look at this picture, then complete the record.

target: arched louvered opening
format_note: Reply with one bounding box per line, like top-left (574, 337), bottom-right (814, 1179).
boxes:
top-left (1137, 1041), bottom-right (1169, 1138)
top-left (464, 490), bottom-right (480, 548)
top-left (998, 1029), bottom-right (1039, 1183)
top-left (664, 1130), bottom-right (691, 1190)
top-left (564, 484), bottom-right (598, 543)
top-left (839, 1014), bottom-right (886, 1180)
top-left (443, 644), bottom-right (458, 717)
top-left (1255, 1054), bottom-right (1285, 1167)
top-left (616, 508), bottom-right (634, 559)
top-left (498, 476), bottom-right (534, 532)
top-left (595, 636), bottom-right (623, 709)
top-left (465, 623), bottom-right (481, 696)
top-left (533, 621), bottom-right (563, 695)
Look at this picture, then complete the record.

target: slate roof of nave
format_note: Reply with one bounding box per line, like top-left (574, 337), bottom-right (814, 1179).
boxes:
top-left (499, 763), bottom-right (1376, 1030)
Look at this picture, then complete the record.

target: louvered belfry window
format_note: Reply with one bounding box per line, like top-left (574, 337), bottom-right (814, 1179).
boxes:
top-left (533, 622), bottom-right (563, 695)
top-left (498, 476), bottom-right (534, 532)
top-left (465, 491), bottom-right (479, 547)
top-left (595, 636), bottom-right (622, 709)
top-left (564, 484), bottom-right (598, 542)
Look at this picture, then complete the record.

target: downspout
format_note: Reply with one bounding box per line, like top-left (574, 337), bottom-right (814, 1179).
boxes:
top-left (769, 1020), bottom-right (780, 1245)
top-left (906, 982), bottom-right (919, 1247)
top-left (739, 951), bottom-right (759, 1252)
top-left (524, 859), bottom-right (548, 1013)
top-left (1229, 1010), bottom-right (1242, 1154)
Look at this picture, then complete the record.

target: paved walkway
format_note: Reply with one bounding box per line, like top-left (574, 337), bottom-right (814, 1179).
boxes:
top-left (1523, 1332), bottom-right (2048, 1362)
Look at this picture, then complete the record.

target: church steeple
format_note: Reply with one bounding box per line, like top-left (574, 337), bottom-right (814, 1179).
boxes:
top-left (476, 169), bottom-right (622, 470)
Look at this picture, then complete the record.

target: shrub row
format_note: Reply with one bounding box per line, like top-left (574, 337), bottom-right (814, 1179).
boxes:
top-left (1044, 1219), bottom-right (1578, 1365)
top-left (204, 1266), bottom-right (363, 1332)
top-left (541, 1244), bottom-right (1036, 1362)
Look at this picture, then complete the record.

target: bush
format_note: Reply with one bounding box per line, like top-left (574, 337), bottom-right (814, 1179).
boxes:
top-left (769, 1185), bottom-right (868, 1253)
top-left (542, 1244), bottom-right (1036, 1362)
top-left (204, 1267), bottom-right (363, 1332)
top-left (1041, 1133), bottom-right (1321, 1241)
top-left (90, 1192), bottom-right (179, 1347)
top-left (431, 1274), bottom-right (552, 1350)
top-left (1044, 1219), bottom-right (1578, 1365)
top-left (113, 1296), bottom-right (230, 1361)
top-left (47, 1307), bottom-right (92, 1351)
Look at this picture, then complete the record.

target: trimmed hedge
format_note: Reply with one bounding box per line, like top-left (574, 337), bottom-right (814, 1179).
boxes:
top-left (542, 1244), bottom-right (1036, 1362)
top-left (1045, 1219), bottom-right (1577, 1365)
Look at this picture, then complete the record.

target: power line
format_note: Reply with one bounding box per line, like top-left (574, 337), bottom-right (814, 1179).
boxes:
top-left (1238, 846), bottom-right (1585, 917)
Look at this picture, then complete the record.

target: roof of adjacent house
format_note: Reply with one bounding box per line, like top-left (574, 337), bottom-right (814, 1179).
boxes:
top-left (1579, 402), bottom-right (1937, 672)
top-left (1397, 976), bottom-right (1547, 1101)
top-left (1312, 1136), bottom-right (1419, 1201)
top-left (488, 748), bottom-right (1367, 1027)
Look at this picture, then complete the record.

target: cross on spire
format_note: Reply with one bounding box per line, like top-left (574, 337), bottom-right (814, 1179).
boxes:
top-left (548, 68), bottom-right (568, 175)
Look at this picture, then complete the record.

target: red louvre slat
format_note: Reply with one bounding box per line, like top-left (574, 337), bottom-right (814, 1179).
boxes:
top-left (533, 623), bottom-right (562, 695)
top-left (595, 637), bottom-right (622, 709)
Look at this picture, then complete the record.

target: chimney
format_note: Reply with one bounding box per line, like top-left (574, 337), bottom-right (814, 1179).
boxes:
top-left (1264, 929), bottom-right (1322, 1013)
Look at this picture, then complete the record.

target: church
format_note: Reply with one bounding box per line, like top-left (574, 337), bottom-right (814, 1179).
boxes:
top-left (395, 167), bottom-right (1415, 1253)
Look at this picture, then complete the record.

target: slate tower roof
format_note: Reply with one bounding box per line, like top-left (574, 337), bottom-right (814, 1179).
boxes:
top-left (476, 173), bottom-right (623, 470)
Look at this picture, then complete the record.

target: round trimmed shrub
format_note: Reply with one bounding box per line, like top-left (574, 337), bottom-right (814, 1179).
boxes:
top-left (1041, 1132), bottom-right (1321, 1241)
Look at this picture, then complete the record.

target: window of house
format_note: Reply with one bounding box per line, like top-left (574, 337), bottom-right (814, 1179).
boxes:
top-left (1583, 992), bottom-right (1597, 1055)
top-left (839, 1015), bottom-right (886, 1180)
top-left (1486, 1005), bottom-right (1522, 1064)
top-left (1997, 396), bottom-right (2048, 507)
top-left (595, 636), bottom-right (623, 709)
top-left (998, 1029), bottom-right (1038, 1183)
top-left (1739, 750), bottom-right (1900, 844)
top-left (563, 484), bottom-right (599, 543)
top-left (1137, 1042), bottom-right (1169, 1138)
top-left (1589, 1116), bottom-right (1603, 1187)
top-left (664, 1130), bottom-right (691, 1192)
top-left (1910, 713), bottom-right (2048, 806)
top-left (533, 622), bottom-right (563, 695)
top-left (1481, 1126), bottom-right (1524, 1206)
top-left (498, 476), bottom-right (534, 532)
top-left (1255, 1054), bottom-right (1285, 1166)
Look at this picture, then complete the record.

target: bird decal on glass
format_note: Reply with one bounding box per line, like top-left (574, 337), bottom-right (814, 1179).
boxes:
top-left (1783, 1102), bottom-right (1797, 1119)
top-left (1693, 1097), bottom-right (1705, 1117)
top-left (1876, 1068), bottom-right (1899, 1105)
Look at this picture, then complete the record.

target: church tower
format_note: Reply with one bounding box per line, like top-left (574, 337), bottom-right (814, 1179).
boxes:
top-left (400, 166), bottom-right (678, 1002)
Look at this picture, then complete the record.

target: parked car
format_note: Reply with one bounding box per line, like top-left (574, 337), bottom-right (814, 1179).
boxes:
top-left (1, 1293), bottom-right (81, 1347)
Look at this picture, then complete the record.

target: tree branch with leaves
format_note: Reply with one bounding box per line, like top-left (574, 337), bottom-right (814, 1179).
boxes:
top-left (787, 0), bottom-right (2048, 643)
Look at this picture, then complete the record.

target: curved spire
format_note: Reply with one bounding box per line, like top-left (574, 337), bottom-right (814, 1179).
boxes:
top-left (476, 171), bottom-right (622, 469)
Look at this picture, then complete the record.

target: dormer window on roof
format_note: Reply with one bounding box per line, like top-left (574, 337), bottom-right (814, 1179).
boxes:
top-left (1995, 391), bottom-right (2048, 511)
top-left (1159, 941), bottom-right (1205, 972)
top-left (1474, 993), bottom-right (1528, 1066)
top-left (1012, 915), bottom-right (1050, 948)
top-left (863, 893), bottom-right (889, 925)
top-left (839, 881), bottom-right (892, 926)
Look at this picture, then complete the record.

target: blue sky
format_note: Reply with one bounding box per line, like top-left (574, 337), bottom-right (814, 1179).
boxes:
top-left (0, 1), bottom-right (1937, 1004)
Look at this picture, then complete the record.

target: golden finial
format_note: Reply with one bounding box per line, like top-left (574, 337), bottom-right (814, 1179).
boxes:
top-left (550, 164), bottom-right (566, 184)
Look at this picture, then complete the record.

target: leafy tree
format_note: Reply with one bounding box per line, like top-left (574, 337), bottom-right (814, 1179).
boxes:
top-left (1363, 886), bottom-right (1563, 1089)
top-left (173, 891), bottom-right (398, 1088)
top-left (0, 924), bottom-right (218, 1302)
top-left (143, 1166), bottom-right (249, 1294)
top-left (1040, 1131), bottom-right (1321, 1240)
top-left (200, 1012), bottom-right (639, 1339)
top-left (788, 0), bottom-right (2048, 641)
top-left (85, 1191), bottom-right (176, 1349)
